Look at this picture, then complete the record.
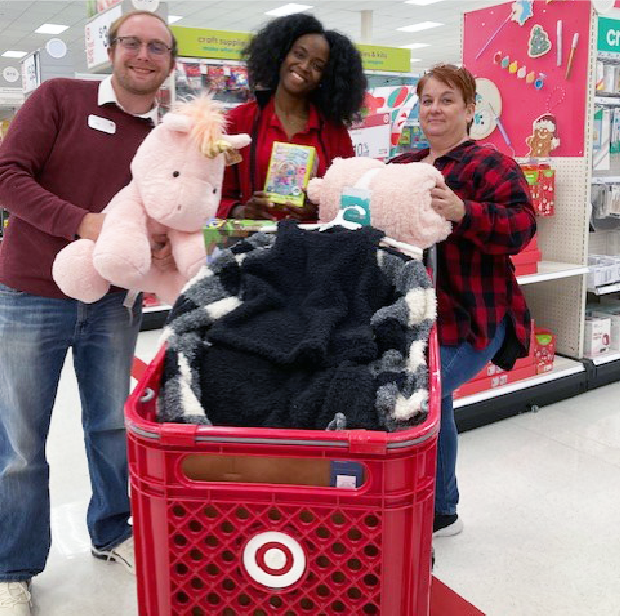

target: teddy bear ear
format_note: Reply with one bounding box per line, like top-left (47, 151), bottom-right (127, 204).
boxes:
top-left (161, 113), bottom-right (192, 133)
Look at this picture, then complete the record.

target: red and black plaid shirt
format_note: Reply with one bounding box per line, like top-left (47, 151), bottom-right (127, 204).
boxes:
top-left (392, 141), bottom-right (536, 356)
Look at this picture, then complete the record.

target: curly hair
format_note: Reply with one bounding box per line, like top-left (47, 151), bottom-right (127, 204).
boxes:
top-left (243, 14), bottom-right (367, 125)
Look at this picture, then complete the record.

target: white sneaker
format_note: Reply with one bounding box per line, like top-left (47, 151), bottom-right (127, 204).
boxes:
top-left (92, 536), bottom-right (135, 575)
top-left (0, 581), bottom-right (31, 615)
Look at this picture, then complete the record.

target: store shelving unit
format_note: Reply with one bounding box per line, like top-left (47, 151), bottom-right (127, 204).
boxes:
top-left (455, 3), bottom-right (619, 431)
top-left (588, 282), bottom-right (620, 295)
top-left (517, 262), bottom-right (589, 285)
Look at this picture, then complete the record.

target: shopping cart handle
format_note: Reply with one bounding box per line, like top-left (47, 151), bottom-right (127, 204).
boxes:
top-left (347, 430), bottom-right (388, 455)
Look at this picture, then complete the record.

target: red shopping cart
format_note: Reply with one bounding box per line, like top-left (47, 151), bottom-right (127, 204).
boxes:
top-left (125, 326), bottom-right (440, 616)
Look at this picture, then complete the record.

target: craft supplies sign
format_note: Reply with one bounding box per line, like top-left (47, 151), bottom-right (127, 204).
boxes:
top-left (172, 26), bottom-right (410, 72)
top-left (598, 16), bottom-right (620, 54)
top-left (463, 0), bottom-right (591, 157)
top-left (172, 27), bottom-right (251, 60)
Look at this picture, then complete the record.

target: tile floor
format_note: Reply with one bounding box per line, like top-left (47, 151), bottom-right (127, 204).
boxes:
top-left (25, 330), bottom-right (620, 615)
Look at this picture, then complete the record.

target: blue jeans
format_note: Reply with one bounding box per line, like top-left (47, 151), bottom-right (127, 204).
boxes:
top-left (436, 316), bottom-right (508, 516)
top-left (0, 283), bottom-right (141, 582)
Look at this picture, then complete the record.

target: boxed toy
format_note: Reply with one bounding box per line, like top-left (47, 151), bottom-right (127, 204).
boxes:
top-left (203, 220), bottom-right (274, 257)
top-left (264, 142), bottom-right (318, 207)
top-left (584, 317), bottom-right (612, 357)
top-left (534, 328), bottom-right (556, 374)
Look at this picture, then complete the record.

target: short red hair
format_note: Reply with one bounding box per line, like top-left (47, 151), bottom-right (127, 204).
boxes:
top-left (416, 64), bottom-right (476, 106)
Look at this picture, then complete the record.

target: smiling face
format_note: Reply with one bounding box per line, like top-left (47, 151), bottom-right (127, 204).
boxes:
top-left (108, 13), bottom-right (173, 98)
top-left (418, 77), bottom-right (475, 144)
top-left (279, 33), bottom-right (329, 97)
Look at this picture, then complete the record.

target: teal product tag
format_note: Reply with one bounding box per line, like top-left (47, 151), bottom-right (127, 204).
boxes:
top-left (339, 188), bottom-right (371, 226)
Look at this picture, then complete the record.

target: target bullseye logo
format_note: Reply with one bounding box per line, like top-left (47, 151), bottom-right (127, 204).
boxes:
top-left (243, 532), bottom-right (305, 588)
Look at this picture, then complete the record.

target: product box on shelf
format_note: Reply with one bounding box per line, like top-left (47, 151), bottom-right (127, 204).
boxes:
top-left (584, 316), bottom-right (612, 357)
top-left (453, 364), bottom-right (538, 400)
top-left (591, 306), bottom-right (620, 351)
top-left (510, 235), bottom-right (542, 276)
top-left (452, 321), bottom-right (536, 399)
top-left (466, 319), bottom-right (536, 382)
top-left (534, 328), bottom-right (556, 374)
top-left (520, 164), bottom-right (555, 217)
top-left (587, 255), bottom-right (620, 288)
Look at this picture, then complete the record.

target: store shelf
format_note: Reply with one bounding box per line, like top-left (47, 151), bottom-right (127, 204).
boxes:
top-left (591, 176), bottom-right (620, 184)
top-left (593, 95), bottom-right (620, 106)
top-left (587, 282), bottom-right (620, 295)
top-left (517, 262), bottom-right (588, 285)
top-left (454, 356), bottom-right (584, 409)
top-left (597, 51), bottom-right (620, 62)
top-left (589, 351), bottom-right (620, 365)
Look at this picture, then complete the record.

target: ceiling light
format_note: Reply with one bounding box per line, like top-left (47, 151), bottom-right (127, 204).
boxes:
top-left (168, 15), bottom-right (183, 24)
top-left (265, 3), bottom-right (313, 17)
top-left (397, 21), bottom-right (443, 33)
top-left (399, 43), bottom-right (430, 49)
top-left (35, 24), bottom-right (69, 35)
top-left (405, 0), bottom-right (445, 5)
top-left (2, 50), bottom-right (28, 58)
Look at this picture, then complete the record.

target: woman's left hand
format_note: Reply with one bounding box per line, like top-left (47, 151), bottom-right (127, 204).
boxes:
top-left (430, 176), bottom-right (465, 223)
top-left (278, 197), bottom-right (319, 223)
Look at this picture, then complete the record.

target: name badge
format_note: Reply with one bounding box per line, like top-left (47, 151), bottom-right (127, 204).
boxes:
top-left (88, 114), bottom-right (116, 134)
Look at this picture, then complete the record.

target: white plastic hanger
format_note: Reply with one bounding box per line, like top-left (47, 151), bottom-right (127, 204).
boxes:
top-left (258, 205), bottom-right (423, 260)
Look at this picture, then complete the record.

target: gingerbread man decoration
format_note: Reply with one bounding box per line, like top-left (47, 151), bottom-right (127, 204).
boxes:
top-left (526, 113), bottom-right (560, 157)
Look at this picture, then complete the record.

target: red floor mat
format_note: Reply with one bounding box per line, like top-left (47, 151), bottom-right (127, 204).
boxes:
top-left (431, 576), bottom-right (485, 615)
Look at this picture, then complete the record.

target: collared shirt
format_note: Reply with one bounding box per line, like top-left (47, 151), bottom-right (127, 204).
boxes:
top-left (391, 141), bottom-right (536, 357)
top-left (98, 75), bottom-right (158, 124)
top-left (218, 95), bottom-right (355, 218)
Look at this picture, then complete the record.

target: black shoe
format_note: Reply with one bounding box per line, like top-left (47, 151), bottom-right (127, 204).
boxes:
top-left (433, 513), bottom-right (463, 537)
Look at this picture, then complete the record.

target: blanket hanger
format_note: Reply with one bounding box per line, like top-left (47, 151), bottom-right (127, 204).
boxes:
top-left (258, 205), bottom-right (423, 260)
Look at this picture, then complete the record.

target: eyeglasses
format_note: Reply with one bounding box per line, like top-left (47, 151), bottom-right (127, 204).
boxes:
top-left (114, 36), bottom-right (171, 56)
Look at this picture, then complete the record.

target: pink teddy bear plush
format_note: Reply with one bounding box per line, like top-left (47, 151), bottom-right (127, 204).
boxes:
top-left (53, 96), bottom-right (250, 305)
top-left (306, 157), bottom-right (451, 249)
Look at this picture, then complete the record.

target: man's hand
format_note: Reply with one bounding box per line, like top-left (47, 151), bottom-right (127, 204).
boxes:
top-left (151, 234), bottom-right (175, 272)
top-left (430, 176), bottom-right (465, 223)
top-left (77, 212), bottom-right (105, 241)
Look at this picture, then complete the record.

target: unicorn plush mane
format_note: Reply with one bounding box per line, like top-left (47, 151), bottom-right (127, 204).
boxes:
top-left (174, 95), bottom-right (226, 157)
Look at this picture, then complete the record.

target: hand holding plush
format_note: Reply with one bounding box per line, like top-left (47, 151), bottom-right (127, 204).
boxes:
top-left (307, 157), bottom-right (452, 249)
top-left (52, 96), bottom-right (250, 305)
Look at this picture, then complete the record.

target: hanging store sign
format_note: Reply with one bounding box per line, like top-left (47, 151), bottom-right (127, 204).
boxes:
top-left (172, 26), bottom-right (251, 60)
top-left (597, 16), bottom-right (620, 54)
top-left (357, 44), bottom-right (411, 73)
top-left (172, 26), bottom-right (411, 73)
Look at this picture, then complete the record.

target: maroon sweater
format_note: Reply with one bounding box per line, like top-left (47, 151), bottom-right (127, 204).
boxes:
top-left (0, 78), bottom-right (153, 298)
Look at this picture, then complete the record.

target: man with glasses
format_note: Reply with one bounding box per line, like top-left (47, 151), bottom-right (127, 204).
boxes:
top-left (0, 11), bottom-right (175, 615)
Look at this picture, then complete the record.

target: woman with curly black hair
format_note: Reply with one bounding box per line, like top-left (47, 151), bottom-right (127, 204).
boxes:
top-left (217, 13), bottom-right (367, 221)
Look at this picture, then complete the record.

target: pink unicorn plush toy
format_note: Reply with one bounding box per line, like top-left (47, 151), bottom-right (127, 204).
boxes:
top-left (53, 96), bottom-right (250, 305)
top-left (306, 157), bottom-right (451, 249)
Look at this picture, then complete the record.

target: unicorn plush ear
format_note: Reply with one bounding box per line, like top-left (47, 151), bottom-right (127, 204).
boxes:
top-left (306, 178), bottom-right (324, 203)
top-left (161, 113), bottom-right (193, 133)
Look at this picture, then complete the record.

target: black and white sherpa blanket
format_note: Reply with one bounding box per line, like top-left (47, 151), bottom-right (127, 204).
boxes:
top-left (158, 221), bottom-right (436, 431)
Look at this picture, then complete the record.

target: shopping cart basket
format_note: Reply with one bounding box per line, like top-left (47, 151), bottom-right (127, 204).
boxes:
top-left (125, 327), bottom-right (440, 615)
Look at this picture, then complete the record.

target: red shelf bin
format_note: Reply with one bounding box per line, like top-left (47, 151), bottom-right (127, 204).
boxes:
top-left (125, 329), bottom-right (441, 616)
